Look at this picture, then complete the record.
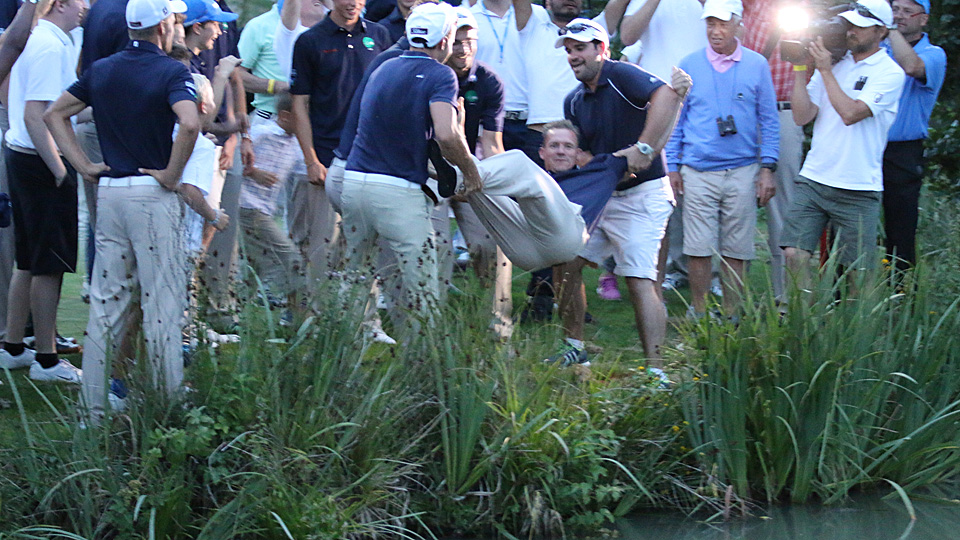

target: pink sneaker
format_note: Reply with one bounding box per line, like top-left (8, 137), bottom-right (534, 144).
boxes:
top-left (596, 272), bottom-right (621, 301)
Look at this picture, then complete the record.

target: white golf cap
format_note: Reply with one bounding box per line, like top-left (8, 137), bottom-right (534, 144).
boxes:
top-left (454, 5), bottom-right (478, 30)
top-left (700, 0), bottom-right (743, 21)
top-left (553, 18), bottom-right (609, 49)
top-left (839, 0), bottom-right (893, 28)
top-left (406, 2), bottom-right (458, 48)
top-left (126, 0), bottom-right (188, 29)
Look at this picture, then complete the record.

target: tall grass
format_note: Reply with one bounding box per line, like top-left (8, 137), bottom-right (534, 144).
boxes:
top-left (677, 195), bottom-right (960, 507)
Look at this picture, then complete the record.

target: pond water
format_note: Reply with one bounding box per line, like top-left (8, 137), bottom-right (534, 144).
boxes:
top-left (613, 495), bottom-right (960, 540)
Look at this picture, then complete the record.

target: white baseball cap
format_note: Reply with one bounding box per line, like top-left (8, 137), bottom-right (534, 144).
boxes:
top-left (700, 0), bottom-right (743, 21)
top-left (406, 3), bottom-right (458, 48)
top-left (126, 0), bottom-right (188, 29)
top-left (553, 18), bottom-right (609, 49)
top-left (454, 5), bottom-right (478, 30)
top-left (839, 0), bottom-right (894, 28)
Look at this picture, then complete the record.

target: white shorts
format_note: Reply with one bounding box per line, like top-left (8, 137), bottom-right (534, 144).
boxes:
top-left (579, 177), bottom-right (674, 280)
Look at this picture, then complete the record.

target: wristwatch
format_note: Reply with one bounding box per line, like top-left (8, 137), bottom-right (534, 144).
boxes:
top-left (634, 141), bottom-right (655, 157)
top-left (761, 162), bottom-right (778, 173)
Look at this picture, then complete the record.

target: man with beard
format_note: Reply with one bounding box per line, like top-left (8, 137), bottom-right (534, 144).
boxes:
top-left (551, 19), bottom-right (683, 377)
top-left (45, 0), bottom-right (200, 422)
top-left (781, 0), bottom-right (905, 287)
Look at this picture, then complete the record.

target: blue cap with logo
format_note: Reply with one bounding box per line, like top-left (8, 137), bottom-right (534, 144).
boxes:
top-left (183, 0), bottom-right (238, 27)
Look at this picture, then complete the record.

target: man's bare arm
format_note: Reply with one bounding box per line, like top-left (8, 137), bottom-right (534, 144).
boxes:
top-left (601, 0), bottom-right (631, 39)
top-left (613, 84), bottom-right (681, 173)
top-left (281, 0), bottom-right (300, 31)
top-left (620, 0), bottom-right (662, 47)
top-left (44, 91), bottom-right (108, 182)
top-left (0, 0), bottom-right (39, 83)
top-left (431, 100), bottom-right (482, 194)
top-left (886, 29), bottom-right (926, 81)
top-left (24, 100), bottom-right (67, 180)
top-left (791, 69), bottom-right (817, 125)
top-left (239, 67), bottom-right (289, 95)
top-left (479, 129), bottom-right (504, 158)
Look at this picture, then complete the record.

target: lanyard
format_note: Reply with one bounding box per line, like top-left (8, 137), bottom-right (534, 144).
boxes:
top-left (482, 8), bottom-right (512, 64)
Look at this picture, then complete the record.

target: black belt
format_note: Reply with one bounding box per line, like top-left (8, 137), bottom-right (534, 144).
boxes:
top-left (777, 102), bottom-right (792, 111)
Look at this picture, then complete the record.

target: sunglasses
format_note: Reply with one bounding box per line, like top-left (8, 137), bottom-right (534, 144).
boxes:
top-left (851, 3), bottom-right (885, 24)
top-left (557, 22), bottom-right (592, 36)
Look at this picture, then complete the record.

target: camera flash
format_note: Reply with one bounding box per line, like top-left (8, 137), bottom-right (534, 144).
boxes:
top-left (778, 5), bottom-right (810, 33)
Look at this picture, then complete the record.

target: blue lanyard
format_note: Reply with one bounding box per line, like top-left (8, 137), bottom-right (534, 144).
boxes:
top-left (482, 8), bottom-right (511, 64)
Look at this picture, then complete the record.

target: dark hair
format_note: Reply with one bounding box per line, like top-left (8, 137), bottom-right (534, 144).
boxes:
top-left (128, 25), bottom-right (160, 41)
top-left (541, 120), bottom-right (581, 145)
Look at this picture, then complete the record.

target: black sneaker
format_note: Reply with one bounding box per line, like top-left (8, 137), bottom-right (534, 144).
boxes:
top-left (544, 344), bottom-right (590, 367)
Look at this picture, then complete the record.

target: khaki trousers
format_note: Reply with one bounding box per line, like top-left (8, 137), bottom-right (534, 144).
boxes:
top-left (81, 184), bottom-right (187, 421)
top-left (290, 174), bottom-right (343, 283)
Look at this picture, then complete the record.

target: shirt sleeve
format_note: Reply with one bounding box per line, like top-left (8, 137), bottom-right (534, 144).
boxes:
top-left (859, 63), bottom-right (905, 119)
top-left (916, 46), bottom-right (947, 92)
top-left (168, 64), bottom-right (199, 106)
top-left (612, 63), bottom-right (665, 108)
top-left (273, 23), bottom-right (302, 80)
top-left (67, 71), bottom-right (92, 105)
top-left (429, 67), bottom-right (459, 106)
top-left (479, 71), bottom-right (505, 133)
top-left (288, 31), bottom-right (313, 95)
top-left (22, 45), bottom-right (66, 102)
top-left (756, 60), bottom-right (780, 164)
top-left (237, 20), bottom-right (263, 70)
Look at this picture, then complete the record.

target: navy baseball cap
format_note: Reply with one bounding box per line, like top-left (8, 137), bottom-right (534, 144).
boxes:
top-left (183, 0), bottom-right (238, 26)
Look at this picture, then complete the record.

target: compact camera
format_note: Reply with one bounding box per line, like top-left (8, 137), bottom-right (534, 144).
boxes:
top-left (716, 115), bottom-right (738, 137)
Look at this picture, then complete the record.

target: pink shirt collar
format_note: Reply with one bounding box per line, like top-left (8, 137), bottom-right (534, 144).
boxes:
top-left (706, 39), bottom-right (743, 73)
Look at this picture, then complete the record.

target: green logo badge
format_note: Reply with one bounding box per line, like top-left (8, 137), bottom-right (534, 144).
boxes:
top-left (362, 37), bottom-right (375, 50)
top-left (464, 89), bottom-right (479, 104)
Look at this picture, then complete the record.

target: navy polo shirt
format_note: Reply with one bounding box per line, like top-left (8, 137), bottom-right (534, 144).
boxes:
top-left (551, 154), bottom-right (628, 229)
top-left (460, 60), bottom-right (504, 154)
top-left (335, 44), bottom-right (406, 160)
top-left (0, 0), bottom-right (18, 31)
top-left (346, 51), bottom-right (459, 186)
top-left (80, 0), bottom-right (129, 74)
top-left (364, 0), bottom-right (395, 22)
top-left (289, 16), bottom-right (391, 166)
top-left (564, 59), bottom-right (666, 190)
top-left (382, 7), bottom-right (406, 44)
top-left (67, 41), bottom-right (197, 178)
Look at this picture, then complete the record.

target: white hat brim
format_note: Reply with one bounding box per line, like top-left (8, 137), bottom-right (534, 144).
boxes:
top-left (839, 11), bottom-right (882, 27)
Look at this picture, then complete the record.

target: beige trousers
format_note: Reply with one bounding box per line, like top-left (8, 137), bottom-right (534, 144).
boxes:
top-left (81, 183), bottom-right (188, 421)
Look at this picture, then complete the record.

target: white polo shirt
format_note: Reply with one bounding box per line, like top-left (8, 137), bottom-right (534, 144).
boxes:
top-left (471, 0), bottom-right (528, 113)
top-left (521, 6), bottom-right (609, 125)
top-left (5, 20), bottom-right (82, 150)
top-left (799, 50), bottom-right (905, 192)
top-left (620, 0), bottom-right (706, 81)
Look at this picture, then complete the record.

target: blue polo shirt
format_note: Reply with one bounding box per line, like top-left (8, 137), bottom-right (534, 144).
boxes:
top-left (346, 51), bottom-right (459, 186)
top-left (79, 0), bottom-right (129, 74)
top-left (884, 33), bottom-right (946, 142)
top-left (382, 7), bottom-right (406, 44)
top-left (67, 41), bottom-right (197, 178)
top-left (335, 44), bottom-right (405, 160)
top-left (551, 153), bottom-right (628, 229)
top-left (461, 60), bottom-right (505, 153)
top-left (290, 15), bottom-right (391, 166)
top-left (564, 59), bottom-right (666, 190)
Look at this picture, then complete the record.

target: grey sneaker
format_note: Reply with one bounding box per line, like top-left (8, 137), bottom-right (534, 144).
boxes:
top-left (544, 344), bottom-right (590, 367)
top-left (0, 347), bottom-right (35, 370)
top-left (29, 359), bottom-right (82, 384)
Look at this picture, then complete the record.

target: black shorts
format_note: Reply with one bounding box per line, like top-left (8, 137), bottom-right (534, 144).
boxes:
top-left (4, 146), bottom-right (78, 275)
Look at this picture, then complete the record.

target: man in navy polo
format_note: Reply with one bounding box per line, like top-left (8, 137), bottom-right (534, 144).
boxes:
top-left (44, 0), bottom-right (200, 422)
top-left (882, 0), bottom-right (946, 272)
top-left (552, 18), bottom-right (683, 377)
top-left (289, 0), bottom-right (391, 283)
top-left (341, 2), bottom-right (482, 326)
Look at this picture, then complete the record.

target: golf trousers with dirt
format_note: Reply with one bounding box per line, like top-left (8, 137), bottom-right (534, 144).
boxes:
top-left (464, 150), bottom-right (588, 272)
top-left (82, 181), bottom-right (187, 421)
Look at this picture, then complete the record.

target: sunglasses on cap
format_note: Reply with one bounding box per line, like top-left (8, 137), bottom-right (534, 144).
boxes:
top-left (557, 22), bottom-right (592, 36)
top-left (850, 3), bottom-right (885, 24)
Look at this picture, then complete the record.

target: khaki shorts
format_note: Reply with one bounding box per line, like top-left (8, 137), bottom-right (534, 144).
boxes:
top-left (680, 163), bottom-right (759, 260)
top-left (780, 176), bottom-right (881, 268)
top-left (580, 177), bottom-right (674, 280)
